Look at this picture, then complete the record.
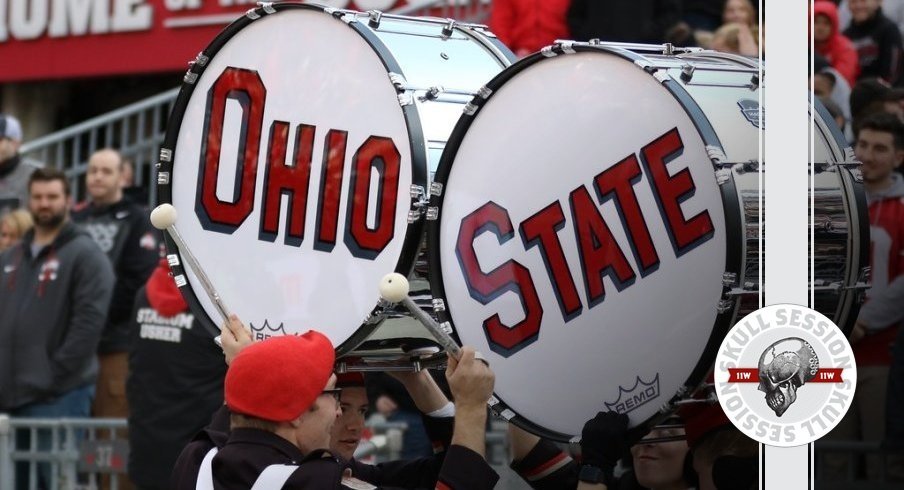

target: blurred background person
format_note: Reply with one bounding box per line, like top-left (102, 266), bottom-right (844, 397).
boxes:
top-left (0, 208), bottom-right (33, 251)
top-left (815, 0), bottom-right (862, 85)
top-left (844, 0), bottom-right (904, 85)
top-left (0, 114), bottom-right (41, 218)
top-left (567, 0), bottom-right (691, 46)
top-left (488, 0), bottom-right (570, 57)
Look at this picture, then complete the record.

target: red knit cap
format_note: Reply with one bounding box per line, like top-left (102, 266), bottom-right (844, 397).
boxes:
top-left (225, 332), bottom-right (335, 422)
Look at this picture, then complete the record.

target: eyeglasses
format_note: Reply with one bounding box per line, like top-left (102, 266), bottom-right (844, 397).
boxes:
top-left (321, 388), bottom-right (342, 402)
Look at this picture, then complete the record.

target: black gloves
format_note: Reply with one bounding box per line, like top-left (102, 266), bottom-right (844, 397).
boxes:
top-left (580, 411), bottom-right (630, 472)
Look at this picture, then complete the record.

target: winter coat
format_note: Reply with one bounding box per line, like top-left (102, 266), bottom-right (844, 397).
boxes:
top-left (815, 1), bottom-right (862, 86)
top-left (0, 221), bottom-right (114, 410)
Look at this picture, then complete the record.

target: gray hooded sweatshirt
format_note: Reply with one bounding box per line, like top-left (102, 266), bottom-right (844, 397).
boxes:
top-left (0, 220), bottom-right (114, 410)
top-left (859, 173), bottom-right (904, 330)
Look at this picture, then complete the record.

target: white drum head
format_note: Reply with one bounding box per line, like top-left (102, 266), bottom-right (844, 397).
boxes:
top-left (161, 5), bottom-right (421, 352)
top-left (429, 47), bottom-right (731, 439)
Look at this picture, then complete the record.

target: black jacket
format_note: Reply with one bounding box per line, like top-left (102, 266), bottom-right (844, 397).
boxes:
top-left (127, 285), bottom-right (226, 487)
top-left (567, 0), bottom-right (682, 44)
top-left (72, 198), bottom-right (159, 353)
top-left (207, 428), bottom-right (498, 490)
top-left (844, 8), bottom-right (904, 85)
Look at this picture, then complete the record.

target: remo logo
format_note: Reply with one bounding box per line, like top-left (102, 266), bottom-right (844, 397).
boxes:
top-left (714, 304), bottom-right (857, 447)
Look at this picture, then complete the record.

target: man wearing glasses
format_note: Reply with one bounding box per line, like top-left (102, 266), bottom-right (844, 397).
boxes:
top-left (185, 324), bottom-right (499, 489)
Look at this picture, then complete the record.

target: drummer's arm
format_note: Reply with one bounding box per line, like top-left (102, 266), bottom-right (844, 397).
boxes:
top-left (509, 424), bottom-right (578, 490)
top-left (391, 370), bottom-right (449, 414)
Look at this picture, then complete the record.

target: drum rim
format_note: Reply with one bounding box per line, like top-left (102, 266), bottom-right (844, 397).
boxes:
top-left (812, 98), bottom-right (868, 336)
top-left (426, 42), bottom-right (747, 442)
top-left (156, 3), bottom-right (429, 354)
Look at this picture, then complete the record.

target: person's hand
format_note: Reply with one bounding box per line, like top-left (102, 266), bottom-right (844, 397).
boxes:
top-left (581, 411), bottom-right (629, 472)
top-left (446, 346), bottom-right (494, 410)
top-left (850, 322), bottom-right (868, 344)
top-left (221, 314), bottom-right (253, 365)
top-left (375, 395), bottom-right (398, 417)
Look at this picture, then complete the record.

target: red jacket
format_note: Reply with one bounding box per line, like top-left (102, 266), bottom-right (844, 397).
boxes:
top-left (488, 0), bottom-right (571, 56)
top-left (814, 0), bottom-right (861, 85)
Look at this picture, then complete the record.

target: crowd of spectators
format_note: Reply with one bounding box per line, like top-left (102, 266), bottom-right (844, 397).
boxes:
top-left (488, 0), bottom-right (761, 57)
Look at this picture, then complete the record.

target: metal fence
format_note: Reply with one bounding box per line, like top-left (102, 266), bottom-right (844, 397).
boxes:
top-left (0, 415), bottom-right (129, 490)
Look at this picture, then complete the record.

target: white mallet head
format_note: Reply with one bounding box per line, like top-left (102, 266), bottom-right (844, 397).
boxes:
top-left (150, 204), bottom-right (178, 230)
top-left (379, 273), bottom-right (410, 303)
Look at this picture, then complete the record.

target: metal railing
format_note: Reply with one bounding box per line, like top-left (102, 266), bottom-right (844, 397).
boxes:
top-left (20, 89), bottom-right (179, 206)
top-left (16, 0), bottom-right (492, 208)
top-left (0, 415), bottom-right (129, 490)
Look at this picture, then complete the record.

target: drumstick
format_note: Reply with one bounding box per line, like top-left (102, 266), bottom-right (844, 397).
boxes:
top-left (150, 204), bottom-right (231, 346)
top-left (379, 273), bottom-right (464, 360)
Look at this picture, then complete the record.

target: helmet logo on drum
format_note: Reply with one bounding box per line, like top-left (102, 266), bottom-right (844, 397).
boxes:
top-left (604, 374), bottom-right (661, 414)
top-left (737, 99), bottom-right (763, 129)
top-left (249, 320), bottom-right (288, 341)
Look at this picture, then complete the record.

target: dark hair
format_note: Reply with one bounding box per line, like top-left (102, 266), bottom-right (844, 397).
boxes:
top-left (855, 112), bottom-right (904, 150)
top-left (28, 167), bottom-right (71, 196)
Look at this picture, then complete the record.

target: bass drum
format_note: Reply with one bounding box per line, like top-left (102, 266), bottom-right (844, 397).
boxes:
top-left (156, 3), bottom-right (513, 367)
top-left (426, 42), bottom-right (866, 441)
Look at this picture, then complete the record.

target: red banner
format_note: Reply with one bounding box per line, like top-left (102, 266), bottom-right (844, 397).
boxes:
top-left (0, 0), bottom-right (414, 82)
top-left (727, 368), bottom-right (844, 383)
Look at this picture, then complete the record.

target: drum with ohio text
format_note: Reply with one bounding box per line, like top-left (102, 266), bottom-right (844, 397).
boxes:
top-left (156, 2), bottom-right (514, 363)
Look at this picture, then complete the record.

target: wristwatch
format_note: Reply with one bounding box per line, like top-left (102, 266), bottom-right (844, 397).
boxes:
top-left (578, 464), bottom-right (611, 486)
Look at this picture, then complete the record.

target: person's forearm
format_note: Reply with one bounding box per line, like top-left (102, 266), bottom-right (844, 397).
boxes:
top-left (451, 405), bottom-right (487, 457)
top-left (508, 424), bottom-right (541, 463)
top-left (401, 370), bottom-right (449, 414)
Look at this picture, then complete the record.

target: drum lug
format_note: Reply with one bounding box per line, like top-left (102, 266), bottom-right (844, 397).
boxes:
top-left (439, 321), bottom-right (453, 335)
top-left (166, 254), bottom-right (180, 268)
top-left (680, 64), bottom-right (695, 82)
top-left (173, 274), bottom-right (187, 288)
top-left (811, 279), bottom-right (843, 292)
top-left (432, 298), bottom-right (446, 312)
top-left (398, 93), bottom-right (414, 106)
top-left (463, 102), bottom-right (478, 116)
top-left (715, 169), bottom-right (732, 185)
top-left (183, 71), bottom-right (198, 85)
top-left (429, 181), bottom-right (444, 197)
top-left (722, 272), bottom-right (737, 287)
top-left (245, 8), bottom-right (260, 20)
top-left (388, 72), bottom-right (407, 92)
top-left (749, 74), bottom-right (760, 90)
top-left (706, 145), bottom-right (727, 165)
top-left (716, 299), bottom-right (734, 314)
top-left (159, 148), bottom-right (173, 163)
top-left (540, 45), bottom-right (558, 58)
top-left (558, 41), bottom-right (576, 54)
top-left (157, 172), bottom-right (170, 185)
top-left (441, 19), bottom-right (456, 39)
top-left (663, 43), bottom-right (675, 55)
top-left (188, 52), bottom-right (209, 69)
top-left (367, 10), bottom-right (382, 28)
top-left (426, 207), bottom-right (439, 220)
top-left (257, 2), bottom-right (276, 15)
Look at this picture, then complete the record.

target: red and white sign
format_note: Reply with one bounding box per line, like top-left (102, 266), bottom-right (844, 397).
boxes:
top-left (0, 0), bottom-right (417, 82)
